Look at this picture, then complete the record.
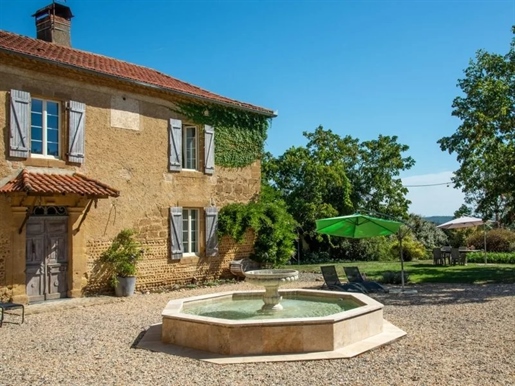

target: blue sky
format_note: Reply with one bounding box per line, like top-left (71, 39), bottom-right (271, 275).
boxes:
top-left (1, 0), bottom-right (513, 215)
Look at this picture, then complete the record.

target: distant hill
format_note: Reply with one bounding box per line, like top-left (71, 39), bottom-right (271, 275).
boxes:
top-left (423, 216), bottom-right (453, 225)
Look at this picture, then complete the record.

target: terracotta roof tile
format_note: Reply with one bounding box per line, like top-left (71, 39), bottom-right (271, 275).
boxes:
top-left (0, 30), bottom-right (274, 116)
top-left (0, 169), bottom-right (119, 197)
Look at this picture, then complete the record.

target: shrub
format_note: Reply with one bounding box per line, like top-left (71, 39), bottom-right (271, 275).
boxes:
top-left (301, 251), bottom-right (331, 264)
top-left (467, 228), bottom-right (515, 252)
top-left (325, 237), bottom-right (393, 262)
top-left (218, 193), bottom-right (297, 268)
top-left (467, 252), bottom-right (515, 264)
top-left (382, 270), bottom-right (410, 285)
top-left (390, 236), bottom-right (426, 262)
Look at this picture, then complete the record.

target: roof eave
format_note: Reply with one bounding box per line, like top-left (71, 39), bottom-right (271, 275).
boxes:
top-left (0, 47), bottom-right (277, 118)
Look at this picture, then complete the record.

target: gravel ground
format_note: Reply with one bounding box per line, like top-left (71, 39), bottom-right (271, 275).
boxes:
top-left (1, 276), bottom-right (514, 386)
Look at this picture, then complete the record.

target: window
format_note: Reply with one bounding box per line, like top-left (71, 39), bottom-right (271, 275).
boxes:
top-left (9, 90), bottom-right (85, 163)
top-left (31, 98), bottom-right (60, 157)
top-left (183, 126), bottom-right (197, 170)
top-left (182, 208), bottom-right (199, 254)
top-left (169, 120), bottom-right (213, 174)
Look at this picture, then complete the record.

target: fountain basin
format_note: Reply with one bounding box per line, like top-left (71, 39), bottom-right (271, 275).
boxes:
top-left (161, 289), bottom-right (384, 356)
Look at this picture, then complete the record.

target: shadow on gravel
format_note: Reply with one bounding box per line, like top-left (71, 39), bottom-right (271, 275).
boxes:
top-left (373, 283), bottom-right (515, 308)
top-left (131, 329), bottom-right (147, 349)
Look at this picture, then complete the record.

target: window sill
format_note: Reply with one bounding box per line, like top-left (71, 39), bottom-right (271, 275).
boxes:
top-left (179, 254), bottom-right (202, 264)
top-left (24, 158), bottom-right (69, 168)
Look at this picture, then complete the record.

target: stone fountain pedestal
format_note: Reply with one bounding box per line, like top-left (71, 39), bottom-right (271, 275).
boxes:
top-left (243, 269), bottom-right (299, 311)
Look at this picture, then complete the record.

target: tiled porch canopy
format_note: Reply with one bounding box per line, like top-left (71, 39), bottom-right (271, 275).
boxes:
top-left (0, 169), bottom-right (119, 198)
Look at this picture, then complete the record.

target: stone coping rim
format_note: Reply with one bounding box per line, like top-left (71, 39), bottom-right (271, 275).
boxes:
top-left (161, 289), bottom-right (383, 327)
top-left (244, 269), bottom-right (299, 280)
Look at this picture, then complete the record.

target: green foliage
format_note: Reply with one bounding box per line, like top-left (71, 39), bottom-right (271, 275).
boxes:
top-left (467, 252), bottom-right (515, 264)
top-left (218, 189), bottom-right (297, 267)
top-left (408, 214), bottom-right (448, 249)
top-left (454, 204), bottom-right (473, 218)
top-left (467, 228), bottom-right (515, 252)
top-left (263, 126), bottom-right (414, 255)
top-left (173, 102), bottom-right (270, 168)
top-left (445, 228), bottom-right (475, 248)
top-left (381, 271), bottom-right (410, 285)
top-left (390, 236), bottom-right (426, 262)
top-left (337, 237), bottom-right (394, 261)
top-left (300, 237), bottom-right (393, 262)
top-left (288, 261), bottom-right (515, 284)
top-left (301, 251), bottom-right (331, 264)
top-left (250, 202), bottom-right (297, 267)
top-left (100, 229), bottom-right (143, 282)
top-left (438, 26), bottom-right (515, 226)
top-left (217, 203), bottom-right (251, 243)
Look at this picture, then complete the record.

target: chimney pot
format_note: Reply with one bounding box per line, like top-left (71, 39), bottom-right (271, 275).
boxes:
top-left (32, 3), bottom-right (74, 47)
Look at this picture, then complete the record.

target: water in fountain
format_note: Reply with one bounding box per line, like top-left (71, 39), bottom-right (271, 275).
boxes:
top-left (182, 294), bottom-right (360, 320)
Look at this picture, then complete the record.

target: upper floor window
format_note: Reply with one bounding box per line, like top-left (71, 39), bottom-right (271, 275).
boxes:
top-left (9, 90), bottom-right (85, 164)
top-left (168, 119), bottom-right (214, 174)
top-left (31, 98), bottom-right (60, 158)
top-left (183, 126), bottom-right (197, 170)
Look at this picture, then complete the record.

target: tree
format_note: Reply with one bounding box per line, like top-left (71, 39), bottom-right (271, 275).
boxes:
top-left (407, 214), bottom-right (448, 249)
top-left (438, 27), bottom-right (515, 226)
top-left (263, 126), bottom-right (415, 253)
top-left (454, 204), bottom-right (473, 218)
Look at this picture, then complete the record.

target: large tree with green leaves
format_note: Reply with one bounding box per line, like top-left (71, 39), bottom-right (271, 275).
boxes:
top-left (263, 126), bottom-right (415, 242)
top-left (438, 27), bottom-right (515, 226)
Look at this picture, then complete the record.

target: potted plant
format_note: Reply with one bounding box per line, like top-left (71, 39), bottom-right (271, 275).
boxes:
top-left (100, 229), bottom-right (143, 297)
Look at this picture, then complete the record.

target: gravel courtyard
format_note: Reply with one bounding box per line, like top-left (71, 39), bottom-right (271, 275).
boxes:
top-left (1, 278), bottom-right (514, 386)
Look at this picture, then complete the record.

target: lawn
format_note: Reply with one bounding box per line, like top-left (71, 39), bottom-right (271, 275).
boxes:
top-left (284, 260), bottom-right (515, 284)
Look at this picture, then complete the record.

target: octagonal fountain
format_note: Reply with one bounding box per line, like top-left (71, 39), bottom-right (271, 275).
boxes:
top-left (161, 269), bottom-right (404, 357)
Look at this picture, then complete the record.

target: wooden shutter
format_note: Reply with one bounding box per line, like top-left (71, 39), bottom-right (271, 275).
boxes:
top-left (9, 89), bottom-right (30, 158)
top-left (68, 101), bottom-right (86, 163)
top-left (205, 206), bottom-right (218, 257)
top-left (170, 207), bottom-right (183, 260)
top-left (204, 125), bottom-right (215, 174)
top-left (169, 119), bottom-right (182, 171)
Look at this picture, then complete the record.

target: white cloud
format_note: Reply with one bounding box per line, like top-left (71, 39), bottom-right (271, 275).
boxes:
top-left (402, 171), bottom-right (465, 216)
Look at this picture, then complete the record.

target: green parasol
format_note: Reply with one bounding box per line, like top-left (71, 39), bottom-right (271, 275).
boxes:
top-left (316, 213), bottom-right (408, 289)
top-left (316, 214), bottom-right (403, 238)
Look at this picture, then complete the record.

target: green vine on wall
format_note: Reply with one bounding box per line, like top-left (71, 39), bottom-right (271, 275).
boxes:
top-left (218, 187), bottom-right (298, 267)
top-left (173, 102), bottom-right (270, 168)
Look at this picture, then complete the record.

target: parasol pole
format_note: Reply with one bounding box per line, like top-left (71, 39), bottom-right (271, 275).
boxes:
top-left (483, 223), bottom-right (487, 264)
top-left (399, 232), bottom-right (405, 290)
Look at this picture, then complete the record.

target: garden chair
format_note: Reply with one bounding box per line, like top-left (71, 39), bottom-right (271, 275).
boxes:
top-left (320, 266), bottom-right (368, 294)
top-left (451, 248), bottom-right (463, 265)
top-left (433, 247), bottom-right (444, 265)
top-left (343, 266), bottom-right (389, 293)
top-left (0, 302), bottom-right (25, 327)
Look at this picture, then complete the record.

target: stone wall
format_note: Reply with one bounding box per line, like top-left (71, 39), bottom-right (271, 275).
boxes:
top-left (0, 60), bottom-right (262, 300)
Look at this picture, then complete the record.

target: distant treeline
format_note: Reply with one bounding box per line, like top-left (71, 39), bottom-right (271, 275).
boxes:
top-left (423, 216), bottom-right (453, 225)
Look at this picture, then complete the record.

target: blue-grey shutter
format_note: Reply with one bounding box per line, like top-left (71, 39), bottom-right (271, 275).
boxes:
top-left (9, 89), bottom-right (30, 158)
top-left (204, 125), bottom-right (215, 174)
top-left (169, 119), bottom-right (182, 171)
top-left (68, 101), bottom-right (86, 163)
top-left (170, 207), bottom-right (183, 259)
top-left (205, 206), bottom-right (218, 257)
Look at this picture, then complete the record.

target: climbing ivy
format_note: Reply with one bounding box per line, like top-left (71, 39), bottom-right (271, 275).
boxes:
top-left (173, 102), bottom-right (270, 168)
top-left (218, 186), bottom-right (297, 267)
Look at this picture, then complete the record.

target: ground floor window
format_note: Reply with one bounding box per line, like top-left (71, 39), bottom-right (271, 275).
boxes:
top-left (182, 208), bottom-right (198, 254)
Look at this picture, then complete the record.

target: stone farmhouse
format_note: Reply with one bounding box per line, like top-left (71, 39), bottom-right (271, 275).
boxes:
top-left (0, 3), bottom-right (275, 303)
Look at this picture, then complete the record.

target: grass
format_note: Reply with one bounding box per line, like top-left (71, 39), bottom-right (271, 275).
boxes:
top-left (284, 260), bottom-right (515, 284)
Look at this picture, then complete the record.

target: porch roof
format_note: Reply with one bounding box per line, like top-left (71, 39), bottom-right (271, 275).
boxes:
top-left (0, 169), bottom-right (119, 198)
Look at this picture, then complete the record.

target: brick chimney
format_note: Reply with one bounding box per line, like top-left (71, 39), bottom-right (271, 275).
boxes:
top-left (33, 2), bottom-right (74, 47)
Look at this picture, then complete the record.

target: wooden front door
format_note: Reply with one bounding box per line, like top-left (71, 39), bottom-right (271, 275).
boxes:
top-left (26, 217), bottom-right (68, 302)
